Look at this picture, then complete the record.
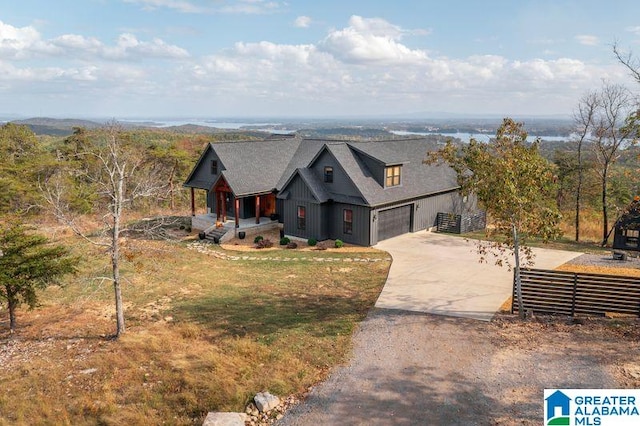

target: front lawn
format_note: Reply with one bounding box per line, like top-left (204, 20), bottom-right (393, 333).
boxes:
top-left (0, 237), bottom-right (390, 425)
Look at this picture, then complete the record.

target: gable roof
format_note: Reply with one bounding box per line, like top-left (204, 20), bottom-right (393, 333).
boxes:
top-left (184, 137), bottom-right (301, 196)
top-left (304, 139), bottom-right (459, 207)
top-left (186, 136), bottom-right (460, 207)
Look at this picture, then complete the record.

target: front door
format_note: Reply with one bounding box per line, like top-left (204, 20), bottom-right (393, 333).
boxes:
top-left (259, 194), bottom-right (277, 217)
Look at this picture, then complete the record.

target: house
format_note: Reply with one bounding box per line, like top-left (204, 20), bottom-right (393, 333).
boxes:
top-left (613, 196), bottom-right (640, 252)
top-left (183, 136), bottom-right (481, 246)
top-left (545, 390), bottom-right (571, 422)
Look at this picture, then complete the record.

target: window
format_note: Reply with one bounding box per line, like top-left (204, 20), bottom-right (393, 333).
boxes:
top-left (297, 206), bottom-right (306, 230)
top-left (324, 166), bottom-right (333, 183)
top-left (211, 160), bottom-right (218, 175)
top-left (343, 209), bottom-right (353, 234)
top-left (625, 229), bottom-right (640, 248)
top-left (385, 166), bottom-right (401, 187)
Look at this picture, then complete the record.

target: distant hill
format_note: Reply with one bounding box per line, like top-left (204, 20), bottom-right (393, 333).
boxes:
top-left (11, 117), bottom-right (104, 136)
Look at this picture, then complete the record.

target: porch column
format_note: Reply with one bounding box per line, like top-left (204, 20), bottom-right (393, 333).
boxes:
top-left (216, 191), bottom-right (221, 220)
top-left (190, 188), bottom-right (195, 217)
top-left (221, 192), bottom-right (227, 222)
top-left (233, 198), bottom-right (240, 228)
top-left (255, 195), bottom-right (261, 224)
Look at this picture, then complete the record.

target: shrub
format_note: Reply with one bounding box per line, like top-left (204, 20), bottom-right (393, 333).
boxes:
top-left (315, 242), bottom-right (327, 250)
top-left (307, 237), bottom-right (317, 246)
top-left (253, 235), bottom-right (264, 244)
top-left (255, 238), bottom-right (273, 249)
top-left (286, 241), bottom-right (298, 249)
top-left (279, 237), bottom-right (290, 245)
top-left (335, 239), bottom-right (344, 248)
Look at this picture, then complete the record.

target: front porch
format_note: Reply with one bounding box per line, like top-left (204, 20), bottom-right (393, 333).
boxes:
top-left (192, 214), bottom-right (281, 242)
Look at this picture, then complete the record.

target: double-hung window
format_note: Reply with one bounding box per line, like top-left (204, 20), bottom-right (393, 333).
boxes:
top-left (297, 206), bottom-right (306, 229)
top-left (343, 209), bottom-right (353, 234)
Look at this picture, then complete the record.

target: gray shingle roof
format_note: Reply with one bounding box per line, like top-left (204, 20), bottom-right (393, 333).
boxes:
top-left (185, 136), bottom-right (459, 207)
top-left (184, 137), bottom-right (302, 196)
top-left (322, 139), bottom-right (459, 207)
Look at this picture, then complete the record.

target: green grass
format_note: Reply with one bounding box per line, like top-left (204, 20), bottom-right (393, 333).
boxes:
top-left (0, 237), bottom-right (390, 425)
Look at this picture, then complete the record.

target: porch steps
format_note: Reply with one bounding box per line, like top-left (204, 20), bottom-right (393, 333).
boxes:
top-left (203, 226), bottom-right (229, 244)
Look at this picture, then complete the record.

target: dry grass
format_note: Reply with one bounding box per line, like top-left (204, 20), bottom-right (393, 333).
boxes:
top-left (555, 263), bottom-right (640, 277)
top-left (0, 234), bottom-right (390, 425)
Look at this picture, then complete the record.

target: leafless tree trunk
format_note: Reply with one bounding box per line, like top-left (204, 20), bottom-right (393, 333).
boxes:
top-left (589, 83), bottom-right (635, 246)
top-left (573, 91), bottom-right (598, 242)
top-left (42, 121), bottom-right (166, 338)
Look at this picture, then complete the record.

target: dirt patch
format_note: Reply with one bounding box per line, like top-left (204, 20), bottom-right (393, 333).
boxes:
top-left (279, 311), bottom-right (640, 426)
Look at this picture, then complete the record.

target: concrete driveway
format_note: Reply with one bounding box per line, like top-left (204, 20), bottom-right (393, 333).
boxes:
top-left (374, 232), bottom-right (581, 321)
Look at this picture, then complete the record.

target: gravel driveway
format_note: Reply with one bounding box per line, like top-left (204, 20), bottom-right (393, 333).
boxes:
top-left (278, 309), bottom-right (639, 425)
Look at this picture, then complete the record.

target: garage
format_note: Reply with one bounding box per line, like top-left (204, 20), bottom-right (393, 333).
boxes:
top-left (377, 205), bottom-right (412, 241)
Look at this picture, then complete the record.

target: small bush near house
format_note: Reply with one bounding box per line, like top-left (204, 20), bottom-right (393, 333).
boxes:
top-left (335, 239), bottom-right (344, 248)
top-left (307, 237), bottom-right (317, 246)
top-left (286, 241), bottom-right (298, 249)
top-left (254, 235), bottom-right (264, 244)
top-left (280, 237), bottom-right (290, 245)
top-left (315, 242), bottom-right (327, 250)
top-left (255, 238), bottom-right (273, 249)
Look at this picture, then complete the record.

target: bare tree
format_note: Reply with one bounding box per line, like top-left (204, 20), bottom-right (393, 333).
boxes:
top-left (614, 42), bottom-right (640, 85)
top-left (42, 122), bottom-right (166, 338)
top-left (572, 91), bottom-right (599, 242)
top-left (589, 83), bottom-right (636, 246)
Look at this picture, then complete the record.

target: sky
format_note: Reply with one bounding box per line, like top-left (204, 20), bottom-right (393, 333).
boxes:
top-left (2, 0), bottom-right (640, 119)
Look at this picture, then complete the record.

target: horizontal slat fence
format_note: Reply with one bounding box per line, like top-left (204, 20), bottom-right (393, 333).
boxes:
top-left (512, 268), bottom-right (640, 317)
top-left (436, 211), bottom-right (486, 234)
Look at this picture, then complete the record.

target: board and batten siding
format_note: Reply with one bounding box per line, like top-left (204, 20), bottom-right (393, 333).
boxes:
top-left (282, 174), bottom-right (325, 240)
top-left (327, 203), bottom-right (371, 246)
top-left (413, 190), bottom-right (460, 231)
top-left (282, 201), bottom-right (323, 240)
top-left (310, 150), bottom-right (362, 199)
top-left (368, 190), bottom-right (463, 245)
top-left (192, 149), bottom-right (222, 189)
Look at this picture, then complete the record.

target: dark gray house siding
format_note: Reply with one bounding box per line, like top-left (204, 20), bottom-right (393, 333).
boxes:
top-left (413, 190), bottom-right (461, 231)
top-left (327, 202), bottom-right (371, 246)
top-left (281, 175), bottom-right (324, 240)
top-left (282, 200), bottom-right (323, 240)
top-left (310, 150), bottom-right (362, 199)
top-left (368, 190), bottom-right (466, 245)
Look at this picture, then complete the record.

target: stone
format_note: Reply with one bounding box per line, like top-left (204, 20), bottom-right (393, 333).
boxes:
top-left (254, 392), bottom-right (280, 413)
top-left (202, 412), bottom-right (248, 426)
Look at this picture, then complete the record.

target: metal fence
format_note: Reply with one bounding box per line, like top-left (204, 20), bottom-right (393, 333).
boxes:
top-left (435, 211), bottom-right (486, 234)
top-left (512, 268), bottom-right (640, 317)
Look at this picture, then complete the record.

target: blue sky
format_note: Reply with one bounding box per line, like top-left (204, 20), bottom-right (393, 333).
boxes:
top-left (2, 0), bottom-right (640, 118)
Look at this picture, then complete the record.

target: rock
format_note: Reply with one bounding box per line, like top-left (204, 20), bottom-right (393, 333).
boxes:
top-left (202, 412), bottom-right (247, 426)
top-left (79, 368), bottom-right (97, 375)
top-left (254, 392), bottom-right (280, 413)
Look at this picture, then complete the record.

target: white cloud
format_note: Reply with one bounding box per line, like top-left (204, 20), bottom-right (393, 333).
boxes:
top-left (103, 33), bottom-right (189, 59)
top-left (122, 0), bottom-right (206, 13)
top-left (575, 34), bottom-right (599, 46)
top-left (0, 20), bottom-right (189, 60)
top-left (123, 0), bottom-right (284, 14)
top-left (319, 15), bottom-right (428, 64)
top-left (294, 16), bottom-right (312, 28)
top-left (0, 15), bottom-right (631, 117)
top-left (626, 26), bottom-right (640, 36)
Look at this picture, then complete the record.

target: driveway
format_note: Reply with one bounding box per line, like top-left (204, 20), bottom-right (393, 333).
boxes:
top-left (373, 232), bottom-right (581, 321)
